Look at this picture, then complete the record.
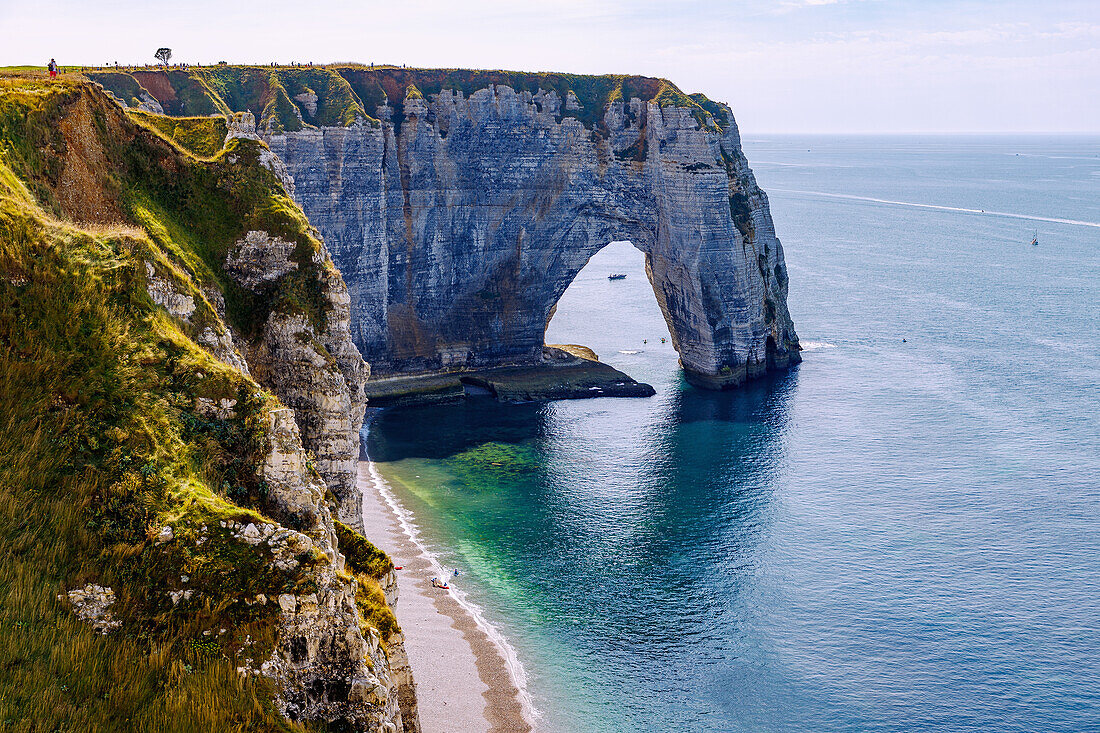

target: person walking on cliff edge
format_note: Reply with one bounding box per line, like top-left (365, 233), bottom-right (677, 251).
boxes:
top-left (47, 59), bottom-right (58, 79)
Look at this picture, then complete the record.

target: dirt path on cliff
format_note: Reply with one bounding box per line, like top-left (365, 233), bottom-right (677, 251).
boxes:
top-left (358, 462), bottom-right (532, 733)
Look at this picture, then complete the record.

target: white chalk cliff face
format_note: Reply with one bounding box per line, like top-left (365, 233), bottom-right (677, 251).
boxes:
top-left (265, 85), bottom-right (800, 388)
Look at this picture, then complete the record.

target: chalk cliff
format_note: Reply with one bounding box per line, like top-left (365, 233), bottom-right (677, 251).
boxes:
top-left (93, 67), bottom-right (800, 389)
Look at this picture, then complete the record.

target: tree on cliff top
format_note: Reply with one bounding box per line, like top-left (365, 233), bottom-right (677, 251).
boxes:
top-left (155, 47), bottom-right (171, 68)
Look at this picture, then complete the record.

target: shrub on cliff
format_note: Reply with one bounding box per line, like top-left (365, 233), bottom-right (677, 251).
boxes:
top-left (334, 520), bottom-right (399, 640)
top-left (334, 520), bottom-right (393, 579)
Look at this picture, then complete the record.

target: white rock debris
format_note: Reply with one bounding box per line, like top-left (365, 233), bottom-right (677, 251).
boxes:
top-left (60, 584), bottom-right (121, 633)
top-left (168, 589), bottom-right (194, 605)
top-left (144, 262), bottom-right (195, 319)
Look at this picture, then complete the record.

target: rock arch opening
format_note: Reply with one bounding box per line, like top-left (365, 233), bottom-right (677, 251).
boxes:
top-left (544, 241), bottom-right (674, 365)
top-left (89, 68), bottom-right (801, 391)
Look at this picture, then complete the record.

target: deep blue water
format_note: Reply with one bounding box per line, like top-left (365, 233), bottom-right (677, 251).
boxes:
top-left (366, 135), bottom-right (1100, 732)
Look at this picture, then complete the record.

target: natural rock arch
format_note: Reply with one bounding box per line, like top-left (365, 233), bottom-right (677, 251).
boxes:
top-left (268, 84), bottom-right (800, 388)
top-left (88, 67), bottom-right (800, 388)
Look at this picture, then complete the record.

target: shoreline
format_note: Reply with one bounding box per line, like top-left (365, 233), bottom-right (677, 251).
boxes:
top-left (358, 456), bottom-right (535, 732)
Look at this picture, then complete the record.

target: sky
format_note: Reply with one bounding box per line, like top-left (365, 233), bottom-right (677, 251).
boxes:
top-left (2, 0), bottom-right (1098, 133)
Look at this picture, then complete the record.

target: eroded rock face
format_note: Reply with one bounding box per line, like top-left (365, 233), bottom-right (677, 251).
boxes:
top-left (258, 409), bottom-right (413, 731)
top-left (231, 239), bottom-right (368, 530)
top-left (144, 261), bottom-right (195, 318)
top-left (225, 230), bottom-right (300, 292)
top-left (143, 220), bottom-right (400, 729)
top-left (142, 259), bottom-right (250, 374)
top-left (267, 85), bottom-right (799, 388)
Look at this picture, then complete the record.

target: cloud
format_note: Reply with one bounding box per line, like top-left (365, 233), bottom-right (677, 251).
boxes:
top-left (773, 0), bottom-right (853, 12)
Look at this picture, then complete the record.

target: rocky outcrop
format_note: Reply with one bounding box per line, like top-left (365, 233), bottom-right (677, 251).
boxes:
top-left (141, 232), bottom-right (405, 730)
top-left (258, 409), bottom-right (414, 731)
top-left (220, 231), bottom-right (368, 530)
top-left (139, 154), bottom-right (396, 729)
top-left (142, 258), bottom-right (250, 373)
top-left (265, 80), bottom-right (800, 389)
top-left (58, 584), bottom-right (121, 634)
top-left (144, 240), bottom-right (402, 729)
top-left (212, 214), bottom-right (393, 728)
top-left (225, 230), bottom-right (300, 291)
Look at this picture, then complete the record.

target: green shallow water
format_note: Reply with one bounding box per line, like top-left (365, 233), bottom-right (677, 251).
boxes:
top-left (365, 135), bottom-right (1100, 733)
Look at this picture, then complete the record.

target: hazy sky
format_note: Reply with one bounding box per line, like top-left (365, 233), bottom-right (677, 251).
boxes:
top-left (2, 0), bottom-right (1097, 133)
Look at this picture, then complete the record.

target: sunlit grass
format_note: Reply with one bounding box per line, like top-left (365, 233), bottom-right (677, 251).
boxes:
top-left (0, 77), bottom-right (363, 731)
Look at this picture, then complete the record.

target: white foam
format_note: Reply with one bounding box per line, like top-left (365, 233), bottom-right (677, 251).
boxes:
top-left (361, 439), bottom-right (539, 728)
top-left (618, 349), bottom-right (641, 354)
top-left (801, 340), bottom-right (837, 351)
top-left (772, 188), bottom-right (1100, 229)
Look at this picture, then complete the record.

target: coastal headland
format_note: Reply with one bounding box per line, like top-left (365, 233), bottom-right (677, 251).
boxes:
top-left (86, 64), bottom-right (801, 391)
top-left (0, 63), bottom-right (795, 732)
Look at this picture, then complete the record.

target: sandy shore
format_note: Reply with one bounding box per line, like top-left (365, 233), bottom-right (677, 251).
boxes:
top-left (358, 461), bottom-right (532, 733)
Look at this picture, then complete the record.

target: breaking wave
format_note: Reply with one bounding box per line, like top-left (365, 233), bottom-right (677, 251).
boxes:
top-left (801, 340), bottom-right (837, 351)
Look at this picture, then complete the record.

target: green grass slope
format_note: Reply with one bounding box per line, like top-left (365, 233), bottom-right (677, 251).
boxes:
top-left (127, 110), bottom-right (229, 158)
top-left (0, 76), bottom-right (381, 732)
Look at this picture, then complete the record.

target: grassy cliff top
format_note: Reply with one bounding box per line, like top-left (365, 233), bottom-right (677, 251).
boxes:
top-left (81, 65), bottom-right (731, 133)
top-left (0, 76), bottom-right (383, 731)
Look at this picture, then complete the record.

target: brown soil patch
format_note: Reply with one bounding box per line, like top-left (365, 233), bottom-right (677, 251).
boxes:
top-left (132, 71), bottom-right (176, 107)
top-left (56, 93), bottom-right (125, 226)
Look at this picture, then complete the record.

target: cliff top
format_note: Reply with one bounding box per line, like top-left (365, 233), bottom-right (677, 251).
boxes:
top-left (80, 65), bottom-right (732, 133)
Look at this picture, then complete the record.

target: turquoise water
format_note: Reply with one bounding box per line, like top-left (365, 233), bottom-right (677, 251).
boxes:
top-left (366, 136), bottom-right (1100, 732)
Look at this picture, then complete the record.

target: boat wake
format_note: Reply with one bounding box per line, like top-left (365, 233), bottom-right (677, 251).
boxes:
top-left (772, 189), bottom-right (1100, 229)
top-left (361, 427), bottom-right (539, 728)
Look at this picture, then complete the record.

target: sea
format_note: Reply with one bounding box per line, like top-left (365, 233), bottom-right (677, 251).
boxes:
top-left (364, 135), bottom-right (1100, 732)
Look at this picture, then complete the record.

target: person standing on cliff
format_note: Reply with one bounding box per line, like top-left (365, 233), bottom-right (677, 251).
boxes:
top-left (47, 59), bottom-right (58, 79)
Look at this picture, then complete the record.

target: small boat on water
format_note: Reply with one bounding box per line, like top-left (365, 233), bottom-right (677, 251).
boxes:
top-left (608, 273), bottom-right (627, 280)
top-left (1030, 230), bottom-right (1039, 246)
